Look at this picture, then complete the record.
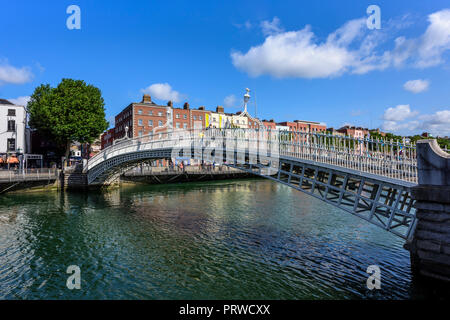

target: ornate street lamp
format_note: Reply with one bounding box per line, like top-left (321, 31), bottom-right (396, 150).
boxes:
top-left (243, 88), bottom-right (250, 113)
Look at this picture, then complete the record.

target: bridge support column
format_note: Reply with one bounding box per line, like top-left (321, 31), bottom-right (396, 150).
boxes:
top-left (408, 139), bottom-right (450, 282)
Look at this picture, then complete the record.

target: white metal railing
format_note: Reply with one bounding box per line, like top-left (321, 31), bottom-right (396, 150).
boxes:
top-left (0, 168), bottom-right (59, 182)
top-left (87, 128), bottom-right (424, 184)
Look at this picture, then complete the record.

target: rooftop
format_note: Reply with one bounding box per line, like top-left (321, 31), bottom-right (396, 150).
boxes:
top-left (0, 99), bottom-right (14, 105)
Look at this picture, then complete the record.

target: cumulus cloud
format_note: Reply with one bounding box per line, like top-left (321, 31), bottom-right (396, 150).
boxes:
top-left (382, 104), bottom-right (418, 121)
top-left (231, 9), bottom-right (450, 78)
top-left (0, 61), bottom-right (33, 85)
top-left (140, 83), bottom-right (183, 102)
top-left (403, 79), bottom-right (430, 93)
top-left (381, 105), bottom-right (450, 136)
top-left (415, 9), bottom-right (450, 67)
top-left (8, 96), bottom-right (31, 106)
top-left (224, 94), bottom-right (237, 108)
top-left (231, 20), bottom-right (362, 78)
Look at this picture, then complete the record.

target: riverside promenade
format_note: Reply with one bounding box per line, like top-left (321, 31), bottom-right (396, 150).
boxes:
top-left (0, 164), bottom-right (251, 194)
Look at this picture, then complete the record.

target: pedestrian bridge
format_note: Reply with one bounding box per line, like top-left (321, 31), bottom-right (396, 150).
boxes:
top-left (86, 128), bottom-right (419, 240)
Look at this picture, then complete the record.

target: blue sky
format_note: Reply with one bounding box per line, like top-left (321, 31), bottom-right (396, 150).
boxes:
top-left (1, 0), bottom-right (450, 136)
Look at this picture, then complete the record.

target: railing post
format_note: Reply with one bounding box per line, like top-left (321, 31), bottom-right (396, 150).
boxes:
top-left (408, 139), bottom-right (450, 282)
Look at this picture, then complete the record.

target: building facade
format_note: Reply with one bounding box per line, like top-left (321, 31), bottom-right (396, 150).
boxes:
top-left (0, 99), bottom-right (30, 156)
top-left (337, 125), bottom-right (369, 138)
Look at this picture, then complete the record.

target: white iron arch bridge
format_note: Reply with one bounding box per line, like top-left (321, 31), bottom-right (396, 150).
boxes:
top-left (85, 128), bottom-right (419, 240)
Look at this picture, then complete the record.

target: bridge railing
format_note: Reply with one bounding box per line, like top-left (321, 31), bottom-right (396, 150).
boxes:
top-left (0, 168), bottom-right (59, 182)
top-left (88, 128), bottom-right (419, 184)
top-left (277, 132), bottom-right (418, 183)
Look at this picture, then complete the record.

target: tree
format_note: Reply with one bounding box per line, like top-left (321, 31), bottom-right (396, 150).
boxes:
top-left (28, 78), bottom-right (108, 165)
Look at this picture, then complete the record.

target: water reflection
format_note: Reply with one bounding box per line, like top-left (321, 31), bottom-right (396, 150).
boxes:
top-left (0, 179), bottom-right (449, 299)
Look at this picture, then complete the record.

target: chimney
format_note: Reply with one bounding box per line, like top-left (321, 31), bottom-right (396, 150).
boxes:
top-left (167, 100), bottom-right (173, 107)
top-left (216, 105), bottom-right (224, 113)
top-left (198, 106), bottom-right (205, 110)
top-left (183, 102), bottom-right (190, 110)
top-left (142, 94), bottom-right (152, 103)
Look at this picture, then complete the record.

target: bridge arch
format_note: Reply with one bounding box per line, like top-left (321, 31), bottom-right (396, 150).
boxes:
top-left (86, 128), bottom-right (418, 239)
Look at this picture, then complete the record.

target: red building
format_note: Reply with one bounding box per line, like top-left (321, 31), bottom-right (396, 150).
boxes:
top-left (337, 125), bottom-right (369, 138)
top-left (277, 121), bottom-right (297, 132)
top-left (190, 106), bottom-right (211, 129)
top-left (101, 128), bottom-right (115, 150)
top-left (294, 120), bottom-right (327, 133)
top-left (262, 119), bottom-right (276, 130)
top-left (172, 102), bottom-right (191, 130)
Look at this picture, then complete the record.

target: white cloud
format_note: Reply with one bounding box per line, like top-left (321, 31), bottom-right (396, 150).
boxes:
top-left (231, 20), bottom-right (361, 78)
top-left (231, 9), bottom-right (450, 78)
top-left (0, 61), bottom-right (33, 85)
top-left (260, 17), bottom-right (283, 36)
top-left (381, 105), bottom-right (450, 136)
top-left (419, 110), bottom-right (450, 134)
top-left (224, 94), bottom-right (237, 108)
top-left (403, 79), bottom-right (430, 93)
top-left (415, 9), bottom-right (450, 67)
top-left (382, 104), bottom-right (418, 121)
top-left (8, 96), bottom-right (30, 106)
top-left (140, 83), bottom-right (183, 102)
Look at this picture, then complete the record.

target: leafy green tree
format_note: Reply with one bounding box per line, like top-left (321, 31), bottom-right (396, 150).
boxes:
top-left (28, 78), bottom-right (108, 164)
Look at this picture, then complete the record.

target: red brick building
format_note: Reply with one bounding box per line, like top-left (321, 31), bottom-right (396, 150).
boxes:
top-left (262, 119), bottom-right (276, 130)
top-left (113, 94), bottom-right (169, 140)
top-left (172, 102), bottom-right (191, 130)
top-left (101, 128), bottom-right (115, 149)
top-left (246, 115), bottom-right (261, 129)
top-left (277, 121), bottom-right (298, 132)
top-left (337, 125), bottom-right (369, 138)
top-left (190, 106), bottom-right (211, 129)
top-left (294, 120), bottom-right (326, 133)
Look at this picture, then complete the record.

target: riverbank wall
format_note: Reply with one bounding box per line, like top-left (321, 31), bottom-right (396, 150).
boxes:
top-left (1, 166), bottom-right (254, 194)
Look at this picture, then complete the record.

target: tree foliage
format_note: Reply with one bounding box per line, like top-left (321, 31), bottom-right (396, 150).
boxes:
top-left (28, 78), bottom-right (109, 160)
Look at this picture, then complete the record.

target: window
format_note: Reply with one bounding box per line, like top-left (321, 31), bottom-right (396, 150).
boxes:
top-left (7, 120), bottom-right (15, 132)
top-left (176, 114), bottom-right (180, 119)
top-left (176, 123), bottom-right (180, 128)
top-left (7, 138), bottom-right (15, 151)
top-left (183, 114), bottom-right (187, 119)
top-left (199, 116), bottom-right (202, 120)
top-left (138, 131), bottom-right (143, 137)
top-left (158, 120), bottom-right (163, 126)
top-left (148, 120), bottom-right (153, 126)
top-left (183, 123), bottom-right (187, 129)
top-left (158, 112), bottom-right (163, 116)
top-left (148, 111), bottom-right (153, 115)
top-left (138, 119), bottom-right (143, 126)
top-left (138, 109), bottom-right (142, 115)
top-left (193, 115), bottom-right (197, 120)
top-left (7, 109), bottom-right (15, 116)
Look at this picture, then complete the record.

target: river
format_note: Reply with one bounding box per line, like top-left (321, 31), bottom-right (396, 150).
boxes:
top-left (0, 179), bottom-right (448, 299)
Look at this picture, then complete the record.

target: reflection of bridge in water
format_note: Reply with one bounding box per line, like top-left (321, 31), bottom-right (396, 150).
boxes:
top-left (85, 128), bottom-right (450, 282)
top-left (86, 128), bottom-right (420, 240)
